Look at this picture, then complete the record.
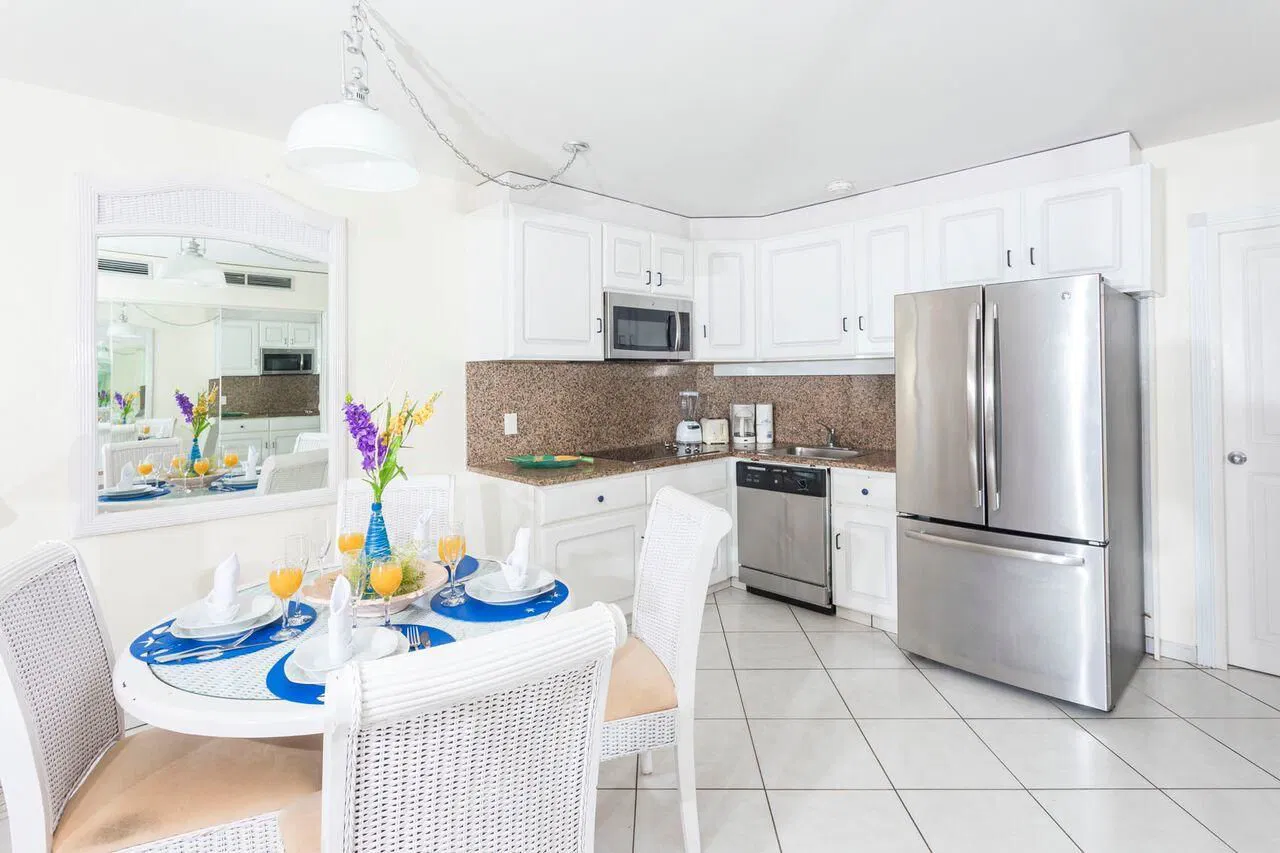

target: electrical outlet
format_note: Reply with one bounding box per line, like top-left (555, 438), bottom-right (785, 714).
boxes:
top-left (219, 395), bottom-right (227, 406)
top-left (503, 413), bottom-right (518, 435)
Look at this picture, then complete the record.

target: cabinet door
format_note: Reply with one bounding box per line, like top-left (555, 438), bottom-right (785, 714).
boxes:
top-left (603, 224), bottom-right (653, 293)
top-left (831, 505), bottom-right (897, 619)
top-left (259, 321), bottom-right (289, 348)
top-left (223, 430), bottom-right (267, 463)
top-left (701, 490), bottom-right (732, 585)
top-left (1023, 166), bottom-right (1146, 292)
top-left (218, 320), bottom-right (259, 376)
top-left (758, 226), bottom-right (855, 360)
top-left (924, 192), bottom-right (1023, 289)
top-left (268, 429), bottom-right (302, 458)
top-left (289, 323), bottom-right (318, 348)
top-left (693, 241), bottom-right (756, 361)
top-left (852, 210), bottom-right (923, 357)
top-left (653, 234), bottom-right (695, 297)
top-left (510, 207), bottom-right (603, 360)
top-left (537, 508), bottom-right (646, 608)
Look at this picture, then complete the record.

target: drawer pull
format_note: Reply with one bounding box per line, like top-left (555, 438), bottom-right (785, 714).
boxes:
top-left (597, 495), bottom-right (605, 503)
top-left (861, 488), bottom-right (869, 496)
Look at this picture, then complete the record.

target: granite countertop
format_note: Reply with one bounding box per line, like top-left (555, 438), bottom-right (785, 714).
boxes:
top-left (219, 411), bottom-right (321, 420)
top-left (468, 445), bottom-right (895, 487)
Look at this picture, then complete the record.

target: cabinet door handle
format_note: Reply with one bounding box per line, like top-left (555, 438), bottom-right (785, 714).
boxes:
top-left (645, 270), bottom-right (652, 287)
top-left (835, 532), bottom-right (842, 550)
top-left (842, 317), bottom-right (849, 332)
top-left (703, 324), bottom-right (708, 339)
top-left (857, 315), bottom-right (865, 331)
top-left (656, 271), bottom-right (663, 287)
top-left (596, 495), bottom-right (605, 503)
top-left (596, 317), bottom-right (603, 334)
top-left (1029, 247), bottom-right (1036, 266)
top-left (1006, 249), bottom-right (1012, 268)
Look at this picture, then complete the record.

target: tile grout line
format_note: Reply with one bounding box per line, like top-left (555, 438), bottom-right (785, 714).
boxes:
top-left (1199, 666), bottom-right (1280, 714)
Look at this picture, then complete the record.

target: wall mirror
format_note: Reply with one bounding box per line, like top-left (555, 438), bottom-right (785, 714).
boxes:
top-left (77, 182), bottom-right (346, 535)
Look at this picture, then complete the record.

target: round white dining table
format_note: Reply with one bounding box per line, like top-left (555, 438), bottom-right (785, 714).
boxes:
top-left (113, 560), bottom-right (574, 738)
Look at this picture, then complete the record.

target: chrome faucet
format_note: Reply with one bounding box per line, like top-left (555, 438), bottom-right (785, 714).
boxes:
top-left (818, 423), bottom-right (837, 448)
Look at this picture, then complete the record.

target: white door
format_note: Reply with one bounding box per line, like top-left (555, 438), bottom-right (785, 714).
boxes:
top-left (924, 191), bottom-right (1023, 289)
top-left (831, 505), bottom-right (897, 619)
top-left (1023, 165), bottom-right (1146, 292)
top-left (693, 240), bottom-right (756, 361)
top-left (653, 234), bottom-right (695, 297)
top-left (289, 323), bottom-right (319, 348)
top-left (510, 207), bottom-right (603, 360)
top-left (538, 508), bottom-right (646, 609)
top-left (758, 226), bottom-right (854, 360)
top-left (1221, 221), bottom-right (1280, 675)
top-left (259, 321), bottom-right (289, 348)
top-left (853, 210), bottom-right (923, 357)
top-left (604, 224), bottom-right (653, 293)
top-left (218, 320), bottom-right (259, 376)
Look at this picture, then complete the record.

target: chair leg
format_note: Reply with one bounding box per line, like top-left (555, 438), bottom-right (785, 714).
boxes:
top-left (675, 714), bottom-right (699, 853)
top-left (639, 750), bottom-right (654, 775)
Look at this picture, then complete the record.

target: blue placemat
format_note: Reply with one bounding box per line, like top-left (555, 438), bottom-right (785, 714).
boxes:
top-left (99, 484), bottom-right (172, 503)
top-left (431, 580), bottom-right (569, 623)
top-left (210, 479), bottom-right (258, 492)
top-left (453, 554), bottom-right (479, 581)
top-left (130, 602), bottom-right (318, 666)
top-left (265, 623), bottom-right (456, 705)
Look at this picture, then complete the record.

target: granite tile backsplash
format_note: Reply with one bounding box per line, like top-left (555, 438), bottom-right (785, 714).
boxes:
top-left (213, 375), bottom-right (321, 417)
top-left (465, 361), bottom-right (894, 464)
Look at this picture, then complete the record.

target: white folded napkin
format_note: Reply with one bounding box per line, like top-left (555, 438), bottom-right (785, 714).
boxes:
top-left (117, 463), bottom-right (138, 488)
top-left (502, 527), bottom-right (532, 590)
top-left (328, 575), bottom-right (354, 666)
top-left (204, 553), bottom-right (240, 623)
top-left (412, 510), bottom-right (433, 552)
top-left (245, 446), bottom-right (259, 477)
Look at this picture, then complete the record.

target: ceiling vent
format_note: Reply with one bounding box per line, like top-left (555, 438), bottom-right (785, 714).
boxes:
top-left (97, 258), bottom-right (151, 276)
top-left (223, 271), bottom-right (294, 290)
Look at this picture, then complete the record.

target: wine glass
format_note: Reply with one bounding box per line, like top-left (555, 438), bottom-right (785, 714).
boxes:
top-left (311, 517), bottom-right (333, 570)
top-left (222, 446), bottom-right (241, 475)
top-left (283, 533), bottom-right (312, 627)
top-left (268, 557), bottom-right (305, 641)
top-left (437, 520), bottom-right (467, 607)
top-left (369, 560), bottom-right (404, 628)
top-left (136, 454), bottom-right (156, 482)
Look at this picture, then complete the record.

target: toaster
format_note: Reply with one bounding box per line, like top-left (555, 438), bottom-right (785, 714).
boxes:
top-left (700, 418), bottom-right (730, 445)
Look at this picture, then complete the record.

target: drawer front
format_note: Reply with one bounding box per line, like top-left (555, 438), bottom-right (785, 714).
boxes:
top-left (646, 460), bottom-right (729, 498)
top-left (222, 419), bottom-right (270, 433)
top-left (539, 475), bottom-right (647, 525)
top-left (832, 469), bottom-right (896, 510)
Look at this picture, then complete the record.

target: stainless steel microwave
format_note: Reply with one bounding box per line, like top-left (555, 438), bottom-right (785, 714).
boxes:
top-left (604, 292), bottom-right (693, 360)
top-left (261, 349), bottom-right (315, 375)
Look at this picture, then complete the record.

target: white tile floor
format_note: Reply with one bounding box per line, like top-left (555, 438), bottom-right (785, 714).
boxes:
top-left (595, 587), bottom-right (1280, 853)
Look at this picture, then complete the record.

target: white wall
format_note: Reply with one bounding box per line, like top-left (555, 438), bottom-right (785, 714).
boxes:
top-left (1144, 118), bottom-right (1280, 651)
top-left (0, 79), bottom-right (468, 651)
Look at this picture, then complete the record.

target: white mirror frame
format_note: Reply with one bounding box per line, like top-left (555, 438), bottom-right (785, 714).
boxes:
top-left (74, 177), bottom-right (347, 536)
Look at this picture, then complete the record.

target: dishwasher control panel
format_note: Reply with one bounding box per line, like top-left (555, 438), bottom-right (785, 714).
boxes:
top-left (736, 461), bottom-right (828, 498)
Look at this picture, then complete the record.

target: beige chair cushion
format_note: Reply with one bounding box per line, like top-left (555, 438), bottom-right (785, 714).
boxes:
top-left (605, 636), bottom-right (677, 722)
top-left (52, 729), bottom-right (322, 853)
top-left (278, 791), bottom-right (321, 853)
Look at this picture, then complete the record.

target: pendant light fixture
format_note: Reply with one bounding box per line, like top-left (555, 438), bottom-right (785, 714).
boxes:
top-left (286, 1), bottom-right (587, 193)
top-left (158, 238), bottom-right (225, 287)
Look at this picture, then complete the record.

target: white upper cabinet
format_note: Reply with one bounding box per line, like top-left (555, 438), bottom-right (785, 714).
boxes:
top-left (260, 321), bottom-right (317, 349)
top-left (693, 241), bottom-right (756, 362)
top-left (217, 319), bottom-right (258, 376)
top-left (758, 226), bottom-right (855, 360)
top-left (924, 191), bottom-right (1023, 289)
top-left (852, 210), bottom-right (923, 357)
top-left (1022, 165), bottom-right (1151, 293)
top-left (603, 224), bottom-right (653, 293)
top-left (511, 207), bottom-right (603, 360)
top-left (289, 322), bottom-right (318, 348)
top-left (653, 234), bottom-right (694, 297)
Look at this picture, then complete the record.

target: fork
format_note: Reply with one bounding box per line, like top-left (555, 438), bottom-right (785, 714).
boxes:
top-left (151, 630), bottom-right (254, 663)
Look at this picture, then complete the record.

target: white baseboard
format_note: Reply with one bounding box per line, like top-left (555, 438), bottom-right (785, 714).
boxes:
top-left (1146, 636), bottom-right (1199, 665)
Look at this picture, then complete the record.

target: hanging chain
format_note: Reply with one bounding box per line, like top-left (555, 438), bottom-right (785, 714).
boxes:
top-left (349, 1), bottom-right (585, 191)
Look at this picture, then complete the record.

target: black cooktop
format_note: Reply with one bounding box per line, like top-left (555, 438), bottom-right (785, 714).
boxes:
top-left (589, 442), bottom-right (729, 464)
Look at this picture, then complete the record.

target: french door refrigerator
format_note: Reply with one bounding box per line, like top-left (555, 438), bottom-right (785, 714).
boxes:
top-left (895, 274), bottom-right (1143, 711)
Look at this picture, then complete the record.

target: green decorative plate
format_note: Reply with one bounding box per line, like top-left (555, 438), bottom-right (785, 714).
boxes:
top-left (506, 454), bottom-right (594, 469)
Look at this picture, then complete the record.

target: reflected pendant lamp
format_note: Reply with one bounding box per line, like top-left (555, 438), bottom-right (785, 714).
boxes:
top-left (159, 238), bottom-right (226, 287)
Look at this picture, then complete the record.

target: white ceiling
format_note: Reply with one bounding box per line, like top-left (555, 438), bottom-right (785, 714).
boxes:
top-left (7, 0), bottom-right (1280, 216)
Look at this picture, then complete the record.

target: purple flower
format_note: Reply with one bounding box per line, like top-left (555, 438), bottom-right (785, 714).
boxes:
top-left (113, 392), bottom-right (124, 408)
top-left (174, 390), bottom-right (194, 424)
top-left (343, 399), bottom-right (383, 472)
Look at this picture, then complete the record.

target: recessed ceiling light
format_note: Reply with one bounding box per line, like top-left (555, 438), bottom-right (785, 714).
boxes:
top-left (826, 179), bottom-right (855, 194)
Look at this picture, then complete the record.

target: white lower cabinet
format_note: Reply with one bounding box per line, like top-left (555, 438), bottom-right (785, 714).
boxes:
top-left (830, 470), bottom-right (897, 621)
top-left (537, 508), bottom-right (647, 610)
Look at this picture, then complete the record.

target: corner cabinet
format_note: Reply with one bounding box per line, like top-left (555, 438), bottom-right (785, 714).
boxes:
top-left (852, 210), bottom-right (923, 357)
top-left (830, 470), bottom-right (897, 622)
top-left (758, 226), bottom-right (855, 360)
top-left (693, 241), bottom-right (756, 362)
top-left (537, 508), bottom-right (647, 608)
top-left (923, 191), bottom-right (1023, 290)
top-left (465, 204), bottom-right (604, 361)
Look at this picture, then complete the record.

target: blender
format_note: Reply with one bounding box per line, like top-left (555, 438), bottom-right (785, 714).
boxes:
top-left (675, 391), bottom-right (702, 446)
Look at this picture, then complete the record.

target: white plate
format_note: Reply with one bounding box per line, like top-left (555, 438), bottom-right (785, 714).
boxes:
top-left (173, 593), bottom-right (276, 635)
top-left (290, 626), bottom-right (402, 676)
top-left (103, 483), bottom-right (155, 498)
top-left (285, 632), bottom-right (411, 687)
top-left (465, 569), bottom-right (556, 605)
top-left (221, 473), bottom-right (260, 486)
top-left (169, 602), bottom-right (281, 639)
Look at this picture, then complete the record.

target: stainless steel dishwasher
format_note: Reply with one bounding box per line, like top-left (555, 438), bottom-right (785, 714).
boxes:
top-left (735, 461), bottom-right (833, 612)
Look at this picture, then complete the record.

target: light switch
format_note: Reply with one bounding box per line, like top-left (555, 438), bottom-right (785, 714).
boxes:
top-left (503, 413), bottom-right (518, 435)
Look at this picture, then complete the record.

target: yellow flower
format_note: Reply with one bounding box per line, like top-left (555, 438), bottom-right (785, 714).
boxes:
top-left (411, 401), bottom-right (434, 425)
top-left (391, 413), bottom-right (407, 437)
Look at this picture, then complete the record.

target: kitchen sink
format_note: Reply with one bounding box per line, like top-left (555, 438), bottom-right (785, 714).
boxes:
top-left (769, 446), bottom-right (866, 461)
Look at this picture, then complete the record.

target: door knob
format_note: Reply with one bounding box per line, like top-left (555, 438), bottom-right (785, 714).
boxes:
top-left (1228, 451), bottom-right (1248, 465)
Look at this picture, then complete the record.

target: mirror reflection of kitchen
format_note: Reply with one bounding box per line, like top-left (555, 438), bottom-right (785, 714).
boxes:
top-left (94, 235), bottom-right (330, 511)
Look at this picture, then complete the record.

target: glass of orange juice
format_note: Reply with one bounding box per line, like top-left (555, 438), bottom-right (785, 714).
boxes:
top-left (369, 560), bottom-right (404, 627)
top-left (140, 424), bottom-right (151, 436)
top-left (136, 454), bottom-right (155, 480)
top-left (268, 558), bottom-right (306, 641)
top-left (437, 521), bottom-right (467, 606)
top-left (170, 454), bottom-right (185, 474)
top-left (222, 446), bottom-right (240, 472)
top-left (192, 457), bottom-right (211, 477)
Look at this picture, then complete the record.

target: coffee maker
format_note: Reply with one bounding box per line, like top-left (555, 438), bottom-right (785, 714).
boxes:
top-left (730, 403), bottom-right (756, 448)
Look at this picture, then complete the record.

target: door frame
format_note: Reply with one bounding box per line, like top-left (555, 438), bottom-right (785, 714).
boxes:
top-left (1188, 203), bottom-right (1280, 668)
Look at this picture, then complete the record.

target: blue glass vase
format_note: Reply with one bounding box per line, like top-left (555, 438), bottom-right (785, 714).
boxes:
top-left (188, 437), bottom-right (202, 468)
top-left (363, 502), bottom-right (392, 564)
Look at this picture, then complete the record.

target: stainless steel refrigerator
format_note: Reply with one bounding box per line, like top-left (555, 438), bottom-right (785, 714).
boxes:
top-left (895, 273), bottom-right (1143, 711)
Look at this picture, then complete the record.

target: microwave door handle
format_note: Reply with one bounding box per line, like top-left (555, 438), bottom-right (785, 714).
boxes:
top-left (666, 312), bottom-right (676, 351)
top-left (672, 309), bottom-right (682, 353)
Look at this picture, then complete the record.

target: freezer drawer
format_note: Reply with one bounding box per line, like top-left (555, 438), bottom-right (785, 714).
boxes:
top-left (896, 518), bottom-right (1113, 710)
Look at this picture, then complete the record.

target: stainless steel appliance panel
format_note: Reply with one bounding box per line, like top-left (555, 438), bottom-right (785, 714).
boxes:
top-left (896, 517), bottom-right (1112, 710)
top-left (604, 292), bottom-right (693, 360)
top-left (736, 462), bottom-right (830, 607)
top-left (895, 286), bottom-right (986, 526)
top-left (983, 275), bottom-right (1106, 542)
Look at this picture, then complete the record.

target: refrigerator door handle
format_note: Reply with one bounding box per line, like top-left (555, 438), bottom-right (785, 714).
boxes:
top-left (904, 530), bottom-right (1086, 567)
top-left (966, 302), bottom-right (983, 508)
top-left (983, 302), bottom-right (1002, 512)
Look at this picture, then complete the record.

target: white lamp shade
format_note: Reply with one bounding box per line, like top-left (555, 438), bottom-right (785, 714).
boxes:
top-left (158, 249), bottom-right (225, 287)
top-left (286, 100), bottom-right (420, 192)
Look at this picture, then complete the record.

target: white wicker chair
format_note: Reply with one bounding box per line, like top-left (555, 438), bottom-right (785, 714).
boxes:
top-left (277, 601), bottom-right (627, 853)
top-left (0, 542), bottom-right (322, 852)
top-left (599, 487), bottom-right (732, 853)
top-left (337, 475), bottom-right (454, 547)
top-left (292, 432), bottom-right (329, 453)
top-left (202, 419), bottom-right (220, 460)
top-left (134, 417), bottom-right (175, 439)
top-left (256, 449), bottom-right (329, 496)
top-left (101, 437), bottom-right (181, 489)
